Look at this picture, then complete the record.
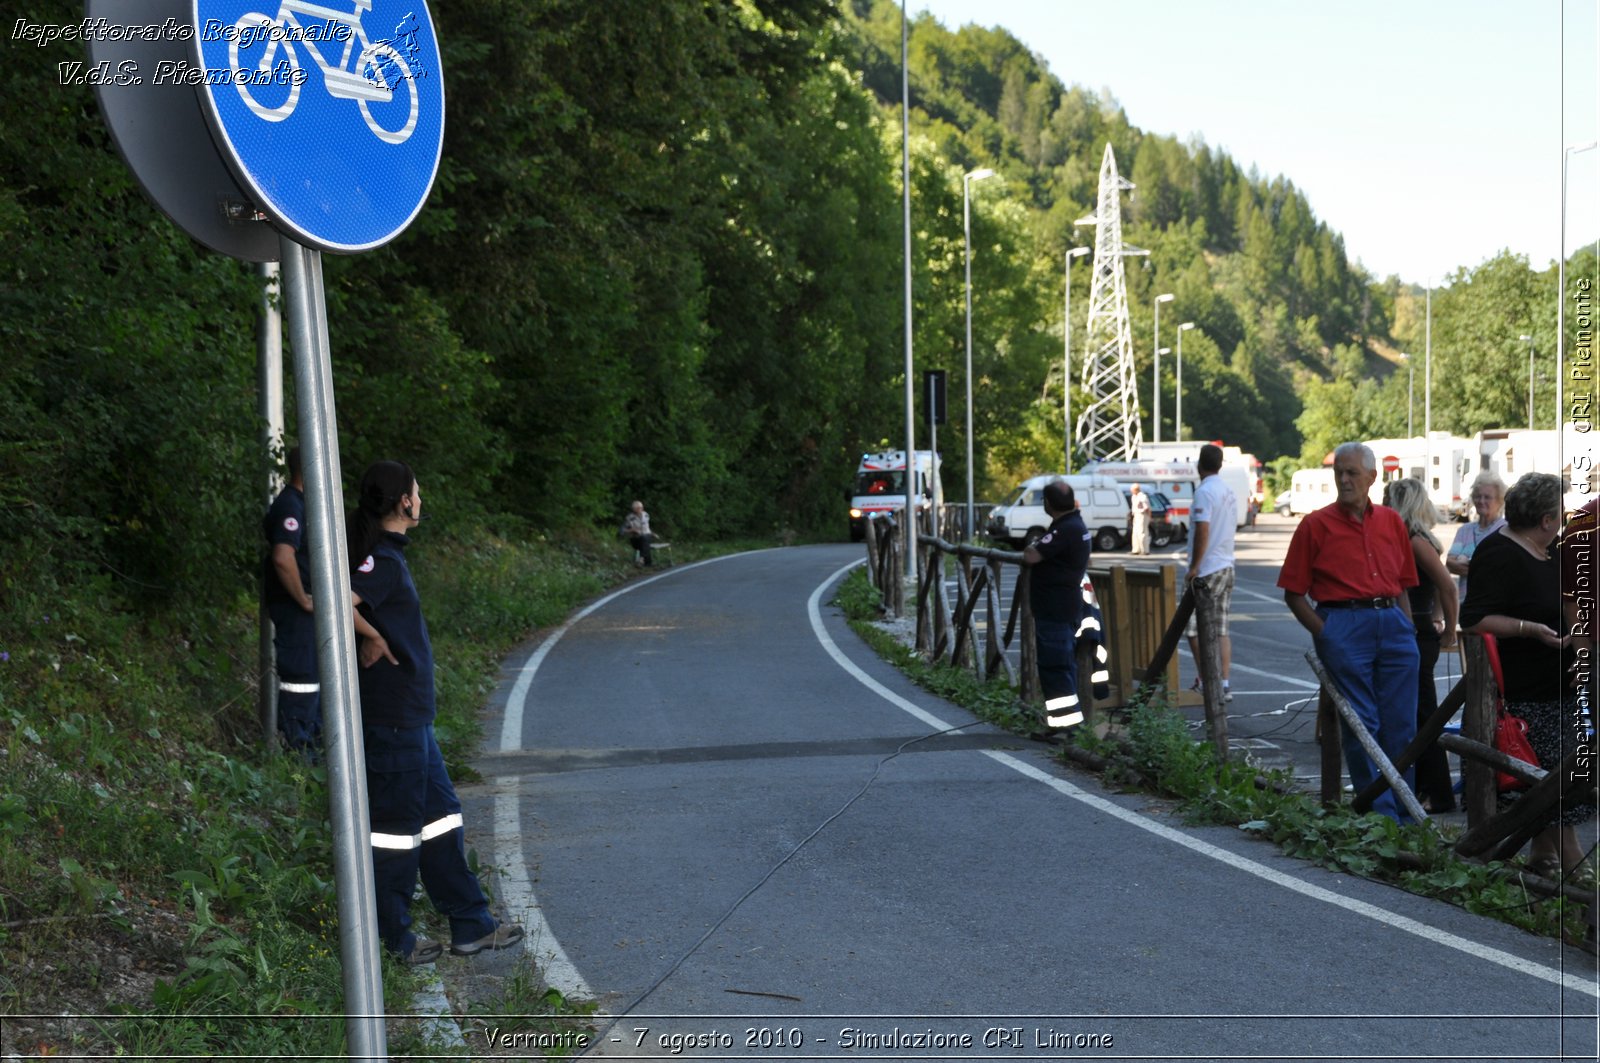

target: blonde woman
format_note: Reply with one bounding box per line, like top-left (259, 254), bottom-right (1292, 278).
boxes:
top-left (1383, 477), bottom-right (1459, 812)
top-left (1446, 471), bottom-right (1506, 603)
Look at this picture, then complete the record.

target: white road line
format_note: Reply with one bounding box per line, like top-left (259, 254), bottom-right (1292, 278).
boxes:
top-left (492, 549), bottom-right (775, 1004)
top-left (806, 561), bottom-right (961, 733)
top-left (806, 564), bottom-right (1600, 999)
top-left (987, 752), bottom-right (1598, 997)
top-left (493, 780), bottom-right (592, 1000)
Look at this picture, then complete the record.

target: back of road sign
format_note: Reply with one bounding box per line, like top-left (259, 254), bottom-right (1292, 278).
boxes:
top-left (191, 0), bottom-right (446, 254)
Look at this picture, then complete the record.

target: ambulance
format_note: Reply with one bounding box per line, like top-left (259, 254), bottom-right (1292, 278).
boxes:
top-left (848, 450), bottom-right (941, 542)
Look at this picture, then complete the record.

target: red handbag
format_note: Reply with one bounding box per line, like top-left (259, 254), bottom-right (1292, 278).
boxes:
top-left (1483, 633), bottom-right (1540, 791)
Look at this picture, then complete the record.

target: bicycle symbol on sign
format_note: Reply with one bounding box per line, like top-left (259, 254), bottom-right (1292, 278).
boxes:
top-left (228, 0), bottom-right (419, 145)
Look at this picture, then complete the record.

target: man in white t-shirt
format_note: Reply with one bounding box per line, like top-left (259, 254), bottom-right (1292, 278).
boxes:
top-left (1185, 444), bottom-right (1237, 701)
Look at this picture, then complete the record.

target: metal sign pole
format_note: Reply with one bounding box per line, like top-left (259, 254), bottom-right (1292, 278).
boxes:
top-left (281, 237), bottom-right (387, 1061)
top-left (257, 261), bottom-right (284, 749)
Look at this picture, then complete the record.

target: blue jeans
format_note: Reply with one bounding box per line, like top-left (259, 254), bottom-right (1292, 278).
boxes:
top-left (1315, 606), bottom-right (1420, 823)
top-left (364, 723), bottom-right (496, 955)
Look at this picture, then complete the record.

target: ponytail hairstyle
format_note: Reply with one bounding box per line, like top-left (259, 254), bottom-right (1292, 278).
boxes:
top-left (347, 459), bottom-right (415, 569)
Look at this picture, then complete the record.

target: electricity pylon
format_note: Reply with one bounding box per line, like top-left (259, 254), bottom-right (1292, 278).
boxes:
top-left (1073, 143), bottom-right (1148, 463)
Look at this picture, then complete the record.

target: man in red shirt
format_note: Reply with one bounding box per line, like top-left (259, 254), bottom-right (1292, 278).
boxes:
top-left (1279, 442), bottom-right (1421, 823)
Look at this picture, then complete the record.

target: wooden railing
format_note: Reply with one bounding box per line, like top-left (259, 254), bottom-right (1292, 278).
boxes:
top-left (888, 531), bottom-right (1189, 733)
top-left (861, 512), bottom-right (903, 617)
top-left (1313, 633), bottom-right (1599, 948)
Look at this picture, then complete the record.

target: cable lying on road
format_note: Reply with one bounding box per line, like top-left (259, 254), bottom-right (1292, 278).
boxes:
top-left (586, 722), bottom-right (983, 1047)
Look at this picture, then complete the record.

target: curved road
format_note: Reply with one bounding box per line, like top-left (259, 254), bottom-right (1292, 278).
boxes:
top-left (459, 544), bottom-right (1597, 1061)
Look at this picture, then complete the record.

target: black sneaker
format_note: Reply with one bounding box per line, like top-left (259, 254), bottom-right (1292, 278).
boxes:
top-left (451, 922), bottom-right (525, 956)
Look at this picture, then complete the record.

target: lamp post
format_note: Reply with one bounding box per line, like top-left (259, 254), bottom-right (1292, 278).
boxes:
top-left (900, 0), bottom-right (915, 583)
top-left (1560, 142), bottom-right (1596, 436)
top-left (1064, 245), bottom-right (1090, 472)
top-left (1175, 322), bottom-right (1194, 442)
top-left (962, 167), bottom-right (995, 541)
top-left (1153, 292), bottom-right (1174, 443)
top-left (1401, 353), bottom-right (1414, 437)
top-left (1520, 333), bottom-right (1535, 429)
top-left (1424, 284), bottom-right (1432, 481)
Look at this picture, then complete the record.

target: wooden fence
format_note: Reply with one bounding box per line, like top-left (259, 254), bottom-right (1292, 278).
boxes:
top-left (1313, 633), bottom-right (1599, 949)
top-left (859, 523), bottom-right (1194, 735)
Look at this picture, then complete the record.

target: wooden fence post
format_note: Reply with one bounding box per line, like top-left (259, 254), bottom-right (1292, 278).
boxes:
top-left (1017, 567), bottom-right (1038, 706)
top-left (1192, 574), bottom-right (1228, 761)
top-left (1459, 635), bottom-right (1498, 828)
top-left (953, 554), bottom-right (975, 669)
top-left (867, 517), bottom-right (882, 588)
top-left (1318, 687), bottom-right (1343, 807)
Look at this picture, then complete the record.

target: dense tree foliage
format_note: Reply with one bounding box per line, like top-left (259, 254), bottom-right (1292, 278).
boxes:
top-left (2, 0), bottom-right (1592, 618)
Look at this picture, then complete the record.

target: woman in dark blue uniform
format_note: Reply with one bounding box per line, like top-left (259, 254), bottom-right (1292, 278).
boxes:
top-left (348, 460), bottom-right (524, 965)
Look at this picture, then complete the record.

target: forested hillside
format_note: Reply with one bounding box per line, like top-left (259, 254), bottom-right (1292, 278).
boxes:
top-left (1, 0), bottom-right (1588, 610)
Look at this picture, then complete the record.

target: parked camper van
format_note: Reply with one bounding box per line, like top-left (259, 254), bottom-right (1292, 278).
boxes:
top-left (1363, 434), bottom-right (1474, 519)
top-left (1289, 467), bottom-right (1335, 516)
top-left (986, 473), bottom-right (1130, 552)
top-left (848, 450), bottom-right (940, 542)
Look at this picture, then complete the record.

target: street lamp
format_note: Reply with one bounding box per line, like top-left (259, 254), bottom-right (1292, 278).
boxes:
top-left (962, 166), bottom-right (996, 541)
top-left (900, 0), bottom-right (914, 582)
top-left (1520, 334), bottom-right (1535, 429)
top-left (1560, 142), bottom-right (1596, 436)
top-left (1424, 283), bottom-right (1433, 483)
top-left (1176, 322), bottom-right (1194, 441)
top-left (1064, 245), bottom-right (1091, 472)
top-left (1153, 293), bottom-right (1174, 443)
top-left (1401, 353), bottom-right (1414, 437)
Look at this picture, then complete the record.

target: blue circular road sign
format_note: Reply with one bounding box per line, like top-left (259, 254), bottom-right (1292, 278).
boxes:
top-left (190, 0), bottom-right (445, 253)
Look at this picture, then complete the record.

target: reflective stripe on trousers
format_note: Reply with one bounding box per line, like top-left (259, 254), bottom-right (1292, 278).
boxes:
top-left (372, 812), bottom-right (462, 851)
top-left (1045, 693), bottom-right (1083, 728)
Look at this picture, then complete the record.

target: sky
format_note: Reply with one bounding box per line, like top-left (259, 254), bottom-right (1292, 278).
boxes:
top-left (913, 0), bottom-right (1599, 286)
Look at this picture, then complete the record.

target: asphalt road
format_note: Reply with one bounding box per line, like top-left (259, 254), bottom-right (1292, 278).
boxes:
top-left (462, 541), bottom-right (1599, 1062)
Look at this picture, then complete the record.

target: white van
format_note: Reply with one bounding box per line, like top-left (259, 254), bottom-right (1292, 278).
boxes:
top-left (1289, 466), bottom-right (1335, 516)
top-left (985, 473), bottom-right (1130, 552)
top-left (848, 450), bottom-right (940, 541)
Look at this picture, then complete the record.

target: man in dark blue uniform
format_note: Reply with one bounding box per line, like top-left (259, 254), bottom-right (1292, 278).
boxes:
top-left (263, 447), bottom-right (321, 757)
top-left (1024, 479), bottom-right (1093, 729)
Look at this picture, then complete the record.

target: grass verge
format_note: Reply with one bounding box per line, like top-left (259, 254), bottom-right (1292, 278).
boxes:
top-left (0, 525), bottom-right (764, 1058)
top-left (832, 566), bottom-right (1591, 946)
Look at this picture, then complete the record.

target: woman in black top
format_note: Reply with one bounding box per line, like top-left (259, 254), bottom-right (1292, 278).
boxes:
top-left (1383, 478), bottom-right (1457, 812)
top-left (1460, 473), bottom-right (1591, 876)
